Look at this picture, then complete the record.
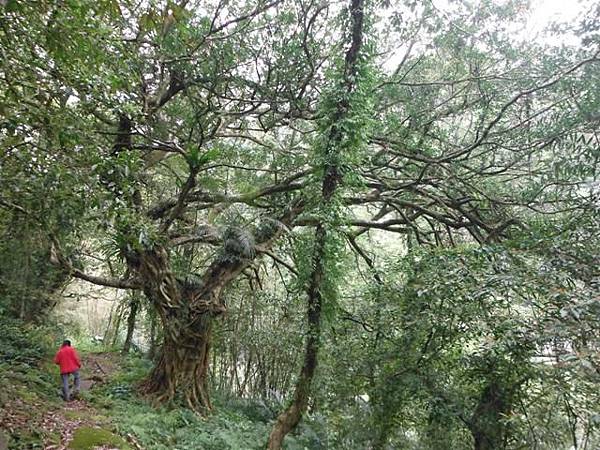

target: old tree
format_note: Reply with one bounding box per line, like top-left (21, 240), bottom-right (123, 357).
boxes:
top-left (1, 0), bottom-right (599, 448)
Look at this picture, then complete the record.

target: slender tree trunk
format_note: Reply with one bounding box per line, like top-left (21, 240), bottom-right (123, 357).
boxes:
top-left (267, 1), bottom-right (365, 446)
top-left (238, 352), bottom-right (253, 397)
top-left (148, 312), bottom-right (157, 359)
top-left (103, 305), bottom-right (114, 344)
top-left (109, 305), bottom-right (123, 347)
top-left (122, 294), bottom-right (140, 354)
top-left (267, 251), bottom-right (323, 448)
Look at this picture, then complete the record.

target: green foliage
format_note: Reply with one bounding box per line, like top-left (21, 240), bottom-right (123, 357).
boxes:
top-left (103, 390), bottom-right (324, 450)
top-left (0, 219), bottom-right (69, 320)
top-left (314, 227), bottom-right (600, 448)
top-left (0, 315), bottom-right (58, 366)
top-left (1, 0), bottom-right (599, 448)
top-left (0, 316), bottom-right (62, 448)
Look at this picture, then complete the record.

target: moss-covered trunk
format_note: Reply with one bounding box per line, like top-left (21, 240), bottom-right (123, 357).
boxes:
top-left (266, 224), bottom-right (325, 448)
top-left (267, 1), bottom-right (366, 446)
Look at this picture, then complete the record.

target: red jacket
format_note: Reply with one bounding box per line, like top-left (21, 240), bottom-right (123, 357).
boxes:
top-left (54, 346), bottom-right (81, 374)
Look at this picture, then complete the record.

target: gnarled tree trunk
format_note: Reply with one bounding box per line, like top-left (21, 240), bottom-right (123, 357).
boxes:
top-left (143, 314), bottom-right (214, 410)
top-left (131, 207), bottom-right (301, 412)
top-left (130, 246), bottom-right (235, 412)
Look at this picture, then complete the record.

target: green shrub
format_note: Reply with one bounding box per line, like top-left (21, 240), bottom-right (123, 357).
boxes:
top-left (0, 315), bottom-right (59, 404)
top-left (0, 316), bottom-right (55, 365)
top-left (106, 394), bottom-right (324, 450)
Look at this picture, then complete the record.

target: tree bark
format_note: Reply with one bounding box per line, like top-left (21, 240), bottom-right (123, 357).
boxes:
top-left (109, 305), bottom-right (122, 347)
top-left (267, 1), bottom-right (365, 447)
top-left (148, 312), bottom-right (157, 360)
top-left (266, 233), bottom-right (324, 448)
top-left (142, 311), bottom-right (214, 411)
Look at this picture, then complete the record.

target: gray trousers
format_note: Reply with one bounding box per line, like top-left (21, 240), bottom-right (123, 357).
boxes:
top-left (61, 370), bottom-right (80, 400)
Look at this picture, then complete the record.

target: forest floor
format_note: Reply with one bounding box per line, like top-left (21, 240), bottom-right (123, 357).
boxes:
top-left (0, 341), bottom-right (321, 450)
top-left (0, 352), bottom-right (139, 450)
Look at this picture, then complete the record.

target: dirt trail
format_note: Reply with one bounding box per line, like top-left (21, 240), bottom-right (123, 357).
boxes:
top-left (0, 352), bottom-right (138, 450)
top-left (41, 353), bottom-right (121, 450)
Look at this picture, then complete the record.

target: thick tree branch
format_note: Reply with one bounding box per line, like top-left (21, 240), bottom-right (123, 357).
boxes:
top-left (147, 170), bottom-right (310, 219)
top-left (49, 238), bottom-right (141, 290)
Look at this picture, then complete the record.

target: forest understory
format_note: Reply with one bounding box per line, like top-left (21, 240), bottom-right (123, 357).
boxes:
top-left (0, 323), bottom-right (325, 450)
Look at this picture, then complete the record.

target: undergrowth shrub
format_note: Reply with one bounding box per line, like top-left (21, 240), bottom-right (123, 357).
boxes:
top-left (0, 315), bottom-right (56, 365)
top-left (92, 357), bottom-right (328, 450)
top-left (0, 313), bottom-right (61, 449)
top-left (0, 315), bottom-right (59, 401)
top-left (110, 400), bottom-right (324, 450)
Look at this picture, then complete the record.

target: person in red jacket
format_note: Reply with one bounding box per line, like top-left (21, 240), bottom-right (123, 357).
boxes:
top-left (54, 340), bottom-right (81, 401)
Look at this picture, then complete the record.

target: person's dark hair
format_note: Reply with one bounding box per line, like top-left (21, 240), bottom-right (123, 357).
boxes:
top-left (62, 339), bottom-right (71, 347)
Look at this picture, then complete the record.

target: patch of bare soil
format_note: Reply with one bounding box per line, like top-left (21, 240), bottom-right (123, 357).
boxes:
top-left (78, 353), bottom-right (120, 390)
